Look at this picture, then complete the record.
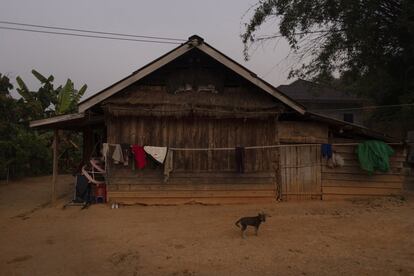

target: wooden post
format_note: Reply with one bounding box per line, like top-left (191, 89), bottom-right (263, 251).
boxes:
top-left (82, 127), bottom-right (93, 164)
top-left (274, 115), bottom-right (282, 201)
top-left (207, 121), bottom-right (213, 171)
top-left (52, 129), bottom-right (59, 204)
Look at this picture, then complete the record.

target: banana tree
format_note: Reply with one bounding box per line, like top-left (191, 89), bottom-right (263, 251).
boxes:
top-left (7, 70), bottom-right (88, 179)
top-left (55, 79), bottom-right (87, 115)
top-left (16, 70), bottom-right (87, 117)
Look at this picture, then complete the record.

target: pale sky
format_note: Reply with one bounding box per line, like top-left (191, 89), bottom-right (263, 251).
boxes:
top-left (0, 0), bottom-right (295, 99)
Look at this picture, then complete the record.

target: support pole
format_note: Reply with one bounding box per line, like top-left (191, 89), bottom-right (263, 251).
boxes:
top-left (52, 129), bottom-right (59, 204)
top-left (274, 115), bottom-right (282, 201)
top-left (82, 127), bottom-right (93, 164)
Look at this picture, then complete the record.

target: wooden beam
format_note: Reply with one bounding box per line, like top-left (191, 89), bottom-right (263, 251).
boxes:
top-left (30, 113), bottom-right (84, 128)
top-left (52, 129), bottom-right (59, 204)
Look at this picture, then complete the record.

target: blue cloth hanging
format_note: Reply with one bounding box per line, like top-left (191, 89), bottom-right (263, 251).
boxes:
top-left (321, 144), bottom-right (332, 159)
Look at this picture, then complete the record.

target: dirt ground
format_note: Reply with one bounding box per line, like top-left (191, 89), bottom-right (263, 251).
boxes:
top-left (1, 176), bottom-right (414, 276)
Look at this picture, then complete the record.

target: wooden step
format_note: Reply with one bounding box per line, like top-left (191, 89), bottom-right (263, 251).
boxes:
top-left (107, 188), bottom-right (277, 205)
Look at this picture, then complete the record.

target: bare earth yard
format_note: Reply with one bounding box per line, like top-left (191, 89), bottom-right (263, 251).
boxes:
top-left (0, 176), bottom-right (414, 276)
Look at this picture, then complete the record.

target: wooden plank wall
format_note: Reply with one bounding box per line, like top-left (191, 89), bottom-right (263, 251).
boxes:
top-left (105, 116), bottom-right (280, 204)
top-left (279, 145), bottom-right (322, 200)
top-left (322, 145), bottom-right (405, 200)
top-left (107, 116), bottom-right (279, 172)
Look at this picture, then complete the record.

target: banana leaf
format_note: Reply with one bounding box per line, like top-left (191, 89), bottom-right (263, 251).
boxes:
top-left (31, 70), bottom-right (48, 83)
top-left (16, 76), bottom-right (33, 101)
top-left (56, 79), bottom-right (73, 114)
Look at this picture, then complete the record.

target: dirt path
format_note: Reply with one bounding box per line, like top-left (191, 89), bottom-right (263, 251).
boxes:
top-left (1, 176), bottom-right (414, 275)
top-left (0, 175), bottom-right (73, 219)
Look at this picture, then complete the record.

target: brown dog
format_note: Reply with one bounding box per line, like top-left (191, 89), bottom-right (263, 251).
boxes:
top-left (235, 212), bottom-right (269, 238)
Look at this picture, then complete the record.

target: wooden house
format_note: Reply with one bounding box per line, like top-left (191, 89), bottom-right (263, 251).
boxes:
top-left (30, 35), bottom-right (407, 204)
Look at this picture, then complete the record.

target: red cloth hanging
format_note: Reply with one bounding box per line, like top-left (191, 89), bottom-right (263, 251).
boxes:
top-left (131, 145), bottom-right (147, 169)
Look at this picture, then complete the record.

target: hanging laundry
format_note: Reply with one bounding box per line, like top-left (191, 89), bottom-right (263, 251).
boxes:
top-left (164, 149), bottom-right (174, 182)
top-left (121, 143), bottom-right (130, 166)
top-left (112, 144), bottom-right (124, 164)
top-left (327, 152), bottom-right (345, 168)
top-left (131, 145), bottom-right (147, 169)
top-left (144, 146), bottom-right (167, 163)
top-left (357, 140), bottom-right (394, 174)
top-left (321, 144), bottom-right (333, 159)
top-left (235, 147), bottom-right (245, 173)
top-left (334, 153), bottom-right (345, 167)
top-left (102, 143), bottom-right (109, 160)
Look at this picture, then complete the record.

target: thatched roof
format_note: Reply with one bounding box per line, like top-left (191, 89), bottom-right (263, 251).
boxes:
top-left (105, 84), bottom-right (280, 108)
top-left (103, 84), bottom-right (284, 118)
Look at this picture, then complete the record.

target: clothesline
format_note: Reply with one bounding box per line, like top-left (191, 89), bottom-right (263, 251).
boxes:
top-left (169, 142), bottom-right (402, 151)
top-left (102, 141), bottom-right (398, 176)
top-left (103, 142), bottom-right (402, 152)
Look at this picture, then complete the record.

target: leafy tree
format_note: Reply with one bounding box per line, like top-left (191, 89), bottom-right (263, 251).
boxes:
top-left (0, 74), bottom-right (51, 179)
top-left (242, 0), bottom-right (414, 108)
top-left (0, 74), bottom-right (13, 96)
top-left (0, 71), bottom-right (87, 179)
top-left (0, 74), bottom-right (18, 177)
top-left (16, 70), bottom-right (87, 119)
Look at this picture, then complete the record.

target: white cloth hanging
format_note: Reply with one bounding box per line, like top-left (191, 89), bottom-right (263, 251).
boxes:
top-left (112, 144), bottom-right (124, 164)
top-left (102, 143), bottom-right (109, 160)
top-left (144, 146), bottom-right (167, 163)
top-left (164, 149), bottom-right (173, 182)
top-left (327, 152), bottom-right (345, 168)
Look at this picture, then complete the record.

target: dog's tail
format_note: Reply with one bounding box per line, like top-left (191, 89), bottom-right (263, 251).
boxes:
top-left (235, 219), bottom-right (241, 228)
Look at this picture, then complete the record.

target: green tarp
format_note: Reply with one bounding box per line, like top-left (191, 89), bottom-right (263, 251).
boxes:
top-left (356, 140), bottom-right (394, 174)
